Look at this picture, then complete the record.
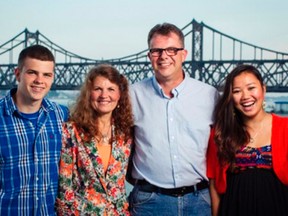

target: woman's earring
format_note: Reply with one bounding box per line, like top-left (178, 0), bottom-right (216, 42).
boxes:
top-left (262, 101), bottom-right (266, 109)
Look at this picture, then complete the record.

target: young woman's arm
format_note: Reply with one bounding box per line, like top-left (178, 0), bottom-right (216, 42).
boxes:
top-left (209, 179), bottom-right (220, 216)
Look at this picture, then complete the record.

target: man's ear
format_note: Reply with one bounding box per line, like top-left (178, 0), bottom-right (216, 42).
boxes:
top-left (15, 68), bottom-right (21, 82)
top-left (147, 52), bottom-right (152, 61)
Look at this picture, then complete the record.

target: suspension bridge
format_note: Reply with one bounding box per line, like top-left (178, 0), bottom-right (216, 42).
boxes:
top-left (1, 19), bottom-right (288, 92)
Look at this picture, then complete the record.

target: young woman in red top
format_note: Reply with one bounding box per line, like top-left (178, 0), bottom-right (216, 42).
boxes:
top-left (207, 64), bottom-right (288, 216)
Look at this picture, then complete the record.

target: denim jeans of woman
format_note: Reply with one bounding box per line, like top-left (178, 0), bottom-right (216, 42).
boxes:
top-left (128, 185), bottom-right (211, 216)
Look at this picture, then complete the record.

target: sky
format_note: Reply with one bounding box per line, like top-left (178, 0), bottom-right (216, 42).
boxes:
top-left (0, 0), bottom-right (287, 61)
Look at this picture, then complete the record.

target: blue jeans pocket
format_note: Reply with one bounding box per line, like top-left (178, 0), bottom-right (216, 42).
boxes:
top-left (130, 185), bottom-right (156, 206)
top-left (198, 188), bottom-right (211, 206)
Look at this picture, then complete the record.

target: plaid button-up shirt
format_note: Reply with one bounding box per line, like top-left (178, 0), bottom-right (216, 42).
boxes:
top-left (0, 89), bottom-right (69, 216)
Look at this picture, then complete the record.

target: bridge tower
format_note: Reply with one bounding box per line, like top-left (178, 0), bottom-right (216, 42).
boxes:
top-left (24, 28), bottom-right (40, 47)
top-left (191, 19), bottom-right (204, 79)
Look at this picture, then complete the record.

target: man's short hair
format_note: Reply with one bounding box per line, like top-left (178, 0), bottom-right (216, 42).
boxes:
top-left (147, 23), bottom-right (185, 48)
top-left (18, 44), bottom-right (55, 69)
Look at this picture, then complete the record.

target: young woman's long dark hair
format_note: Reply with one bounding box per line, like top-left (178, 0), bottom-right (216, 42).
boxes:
top-left (213, 64), bottom-right (265, 165)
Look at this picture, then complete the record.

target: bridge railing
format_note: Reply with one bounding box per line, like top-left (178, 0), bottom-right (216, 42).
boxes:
top-left (1, 20), bottom-right (288, 91)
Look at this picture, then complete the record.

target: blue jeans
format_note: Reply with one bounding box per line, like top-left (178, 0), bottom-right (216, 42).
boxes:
top-left (128, 185), bottom-right (211, 216)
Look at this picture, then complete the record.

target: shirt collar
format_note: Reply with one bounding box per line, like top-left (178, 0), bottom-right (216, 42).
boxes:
top-left (4, 88), bottom-right (54, 116)
top-left (152, 72), bottom-right (188, 98)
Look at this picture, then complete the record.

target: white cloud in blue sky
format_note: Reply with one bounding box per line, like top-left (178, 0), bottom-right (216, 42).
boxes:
top-left (0, 0), bottom-right (287, 60)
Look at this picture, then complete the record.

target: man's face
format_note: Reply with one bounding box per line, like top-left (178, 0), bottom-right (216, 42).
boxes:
top-left (15, 57), bottom-right (54, 104)
top-left (148, 32), bottom-right (187, 83)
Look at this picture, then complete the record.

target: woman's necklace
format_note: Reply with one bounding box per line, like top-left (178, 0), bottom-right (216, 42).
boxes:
top-left (249, 119), bottom-right (264, 143)
top-left (100, 124), bottom-right (111, 145)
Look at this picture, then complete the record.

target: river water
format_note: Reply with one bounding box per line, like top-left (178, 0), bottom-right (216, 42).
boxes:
top-left (1, 90), bottom-right (288, 113)
top-left (42, 90), bottom-right (288, 115)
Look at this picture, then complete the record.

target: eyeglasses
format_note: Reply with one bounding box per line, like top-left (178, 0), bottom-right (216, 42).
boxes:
top-left (149, 47), bottom-right (184, 57)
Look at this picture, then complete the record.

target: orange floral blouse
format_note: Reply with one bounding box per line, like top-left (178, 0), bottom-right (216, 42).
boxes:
top-left (55, 121), bottom-right (132, 216)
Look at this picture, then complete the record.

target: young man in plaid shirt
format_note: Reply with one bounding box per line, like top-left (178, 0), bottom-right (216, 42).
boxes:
top-left (0, 45), bottom-right (69, 215)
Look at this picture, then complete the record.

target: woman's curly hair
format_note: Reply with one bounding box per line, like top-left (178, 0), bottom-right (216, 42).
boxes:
top-left (69, 64), bottom-right (134, 142)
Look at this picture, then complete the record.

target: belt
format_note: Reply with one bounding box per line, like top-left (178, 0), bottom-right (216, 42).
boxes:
top-left (136, 179), bottom-right (209, 197)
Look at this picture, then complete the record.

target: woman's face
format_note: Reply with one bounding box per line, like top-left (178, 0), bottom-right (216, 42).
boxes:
top-left (90, 76), bottom-right (120, 116)
top-left (232, 72), bottom-right (266, 118)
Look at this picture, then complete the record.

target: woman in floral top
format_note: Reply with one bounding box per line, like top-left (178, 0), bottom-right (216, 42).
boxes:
top-left (56, 64), bottom-right (134, 216)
